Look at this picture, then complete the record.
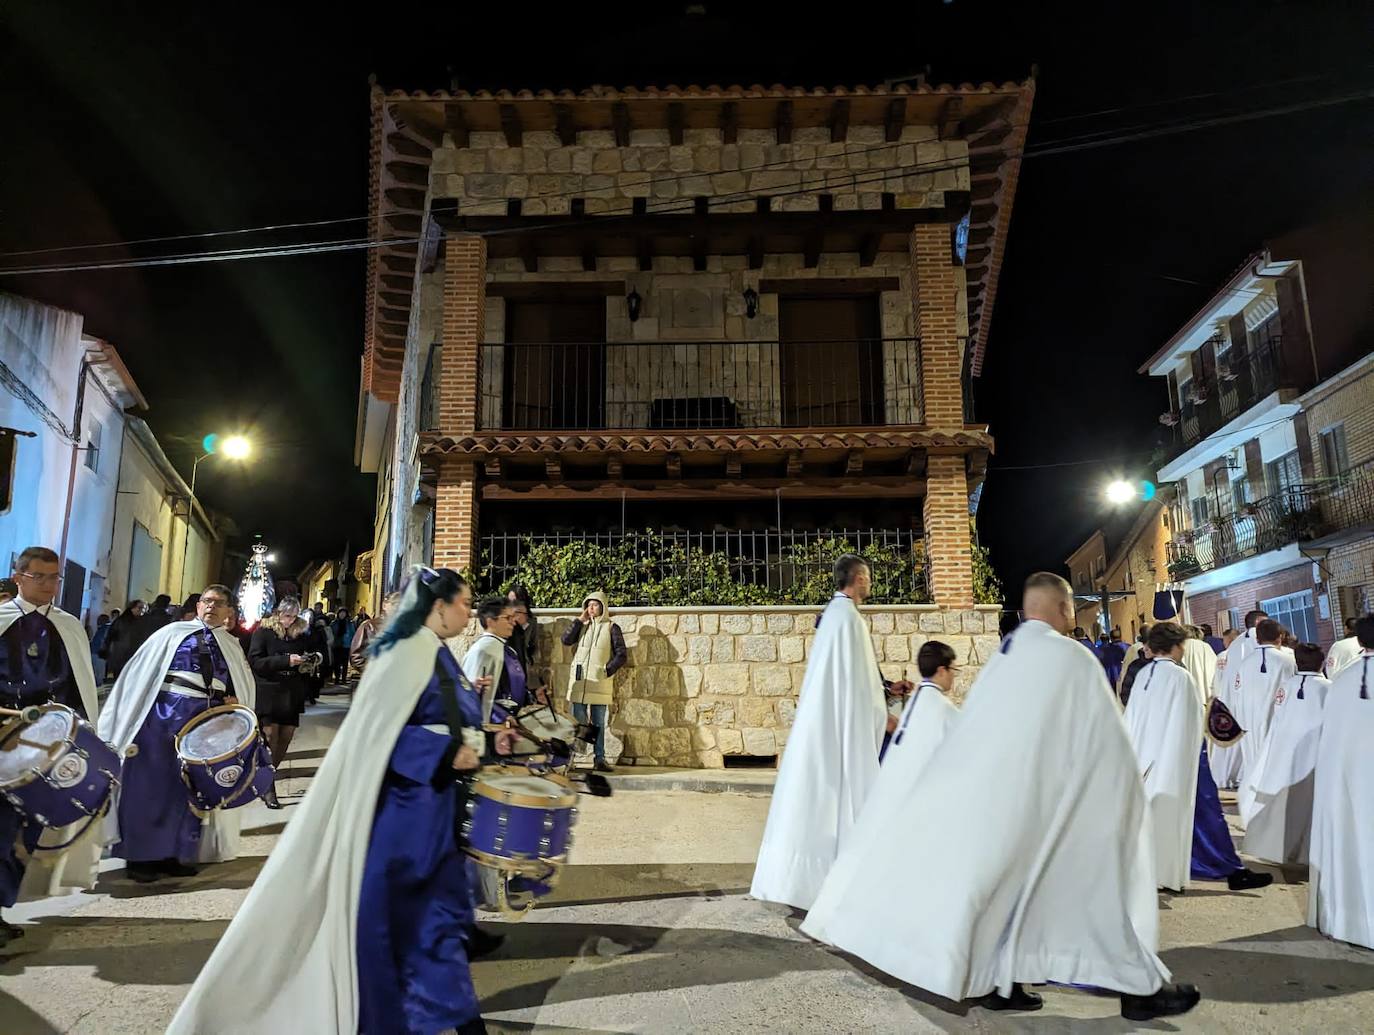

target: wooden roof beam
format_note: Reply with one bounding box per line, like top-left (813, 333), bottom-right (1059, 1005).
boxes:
top-left (884, 97), bottom-right (907, 142)
top-left (668, 103), bottom-right (685, 146)
top-left (443, 107), bottom-right (469, 148)
top-left (693, 196), bottom-right (708, 271)
top-left (499, 104), bottom-right (522, 147)
top-left (612, 102), bottom-right (631, 147)
top-left (519, 236), bottom-right (538, 273)
top-left (959, 96), bottom-right (1017, 137)
top-left (387, 132), bottom-right (432, 159)
top-left (384, 187), bottom-right (426, 210)
top-left (719, 101), bottom-right (738, 144)
top-left (859, 233), bottom-right (880, 268)
top-left (776, 100), bottom-right (793, 144)
top-left (386, 162), bottom-right (429, 188)
top-left (554, 104), bottom-right (577, 146)
top-left (938, 97), bottom-right (965, 140)
top-left (394, 118), bottom-right (442, 149)
top-left (829, 98), bottom-right (850, 143)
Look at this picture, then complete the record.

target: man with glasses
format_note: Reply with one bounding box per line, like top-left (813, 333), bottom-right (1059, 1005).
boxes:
top-left (97, 584), bottom-right (257, 883)
top-left (0, 546), bottom-right (101, 945)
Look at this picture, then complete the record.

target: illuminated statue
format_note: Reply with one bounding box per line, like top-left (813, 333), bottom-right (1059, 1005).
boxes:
top-left (237, 542), bottom-right (277, 630)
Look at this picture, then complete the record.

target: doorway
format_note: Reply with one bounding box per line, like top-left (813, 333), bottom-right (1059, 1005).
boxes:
top-left (503, 300), bottom-right (607, 429)
top-left (779, 296), bottom-right (884, 426)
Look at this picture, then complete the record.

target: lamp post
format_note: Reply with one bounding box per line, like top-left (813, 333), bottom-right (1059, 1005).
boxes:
top-left (182, 434), bottom-right (252, 599)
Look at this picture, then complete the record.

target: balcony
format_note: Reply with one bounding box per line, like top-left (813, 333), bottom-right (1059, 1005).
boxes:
top-left (1171, 336), bottom-right (1286, 452)
top-left (473, 337), bottom-right (924, 433)
top-left (1167, 457), bottom-right (1374, 578)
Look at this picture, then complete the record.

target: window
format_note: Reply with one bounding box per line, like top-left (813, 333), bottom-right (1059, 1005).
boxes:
top-left (1266, 450), bottom-right (1303, 497)
top-left (0, 429), bottom-right (16, 513)
top-left (1320, 425), bottom-right (1350, 481)
top-left (1177, 377), bottom-right (1195, 416)
top-left (83, 420), bottom-right (102, 473)
top-left (1232, 474), bottom-right (1251, 512)
top-left (1190, 496), bottom-right (1212, 528)
top-left (1261, 589), bottom-right (1318, 644)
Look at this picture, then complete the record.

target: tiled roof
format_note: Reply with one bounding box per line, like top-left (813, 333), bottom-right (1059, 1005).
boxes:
top-left (378, 82), bottom-right (1025, 102)
top-left (420, 428), bottom-right (995, 456)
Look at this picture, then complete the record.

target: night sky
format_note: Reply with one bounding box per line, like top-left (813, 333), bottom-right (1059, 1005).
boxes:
top-left (2, 3), bottom-right (1370, 586)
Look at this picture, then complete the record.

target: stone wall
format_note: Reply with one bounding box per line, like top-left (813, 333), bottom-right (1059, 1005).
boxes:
top-left (450, 604), bottom-right (1002, 768)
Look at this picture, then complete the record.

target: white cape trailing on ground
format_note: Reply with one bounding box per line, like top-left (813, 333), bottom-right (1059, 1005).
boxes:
top-left (801, 620), bottom-right (1169, 1000)
top-left (1242, 671), bottom-right (1328, 864)
top-left (1307, 653), bottom-right (1374, 950)
top-left (749, 593), bottom-right (886, 911)
top-left (1232, 644), bottom-right (1295, 794)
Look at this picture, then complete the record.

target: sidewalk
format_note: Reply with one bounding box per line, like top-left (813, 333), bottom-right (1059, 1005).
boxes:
top-left (604, 766), bottom-right (775, 794)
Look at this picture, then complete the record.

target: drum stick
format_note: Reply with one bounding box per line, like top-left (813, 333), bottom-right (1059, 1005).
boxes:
top-left (0, 705), bottom-right (43, 722)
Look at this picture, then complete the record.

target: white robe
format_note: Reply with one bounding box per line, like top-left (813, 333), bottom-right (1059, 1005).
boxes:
top-left (96, 621), bottom-right (257, 863)
top-left (1181, 638), bottom-right (1216, 707)
top-left (0, 597), bottom-right (103, 899)
top-left (749, 593), bottom-right (886, 910)
top-left (1232, 643), bottom-right (1296, 791)
top-left (1323, 636), bottom-right (1362, 678)
top-left (1241, 671), bottom-right (1329, 863)
top-left (167, 626), bottom-right (479, 1034)
top-left (1124, 658), bottom-right (1204, 891)
top-left (803, 681), bottom-right (957, 947)
top-left (1210, 629), bottom-right (1256, 788)
top-left (1308, 652), bottom-right (1374, 949)
top-left (461, 632), bottom-right (507, 721)
top-left (801, 620), bottom-right (1169, 999)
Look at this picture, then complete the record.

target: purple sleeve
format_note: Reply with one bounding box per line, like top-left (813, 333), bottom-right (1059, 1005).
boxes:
top-left (605, 624), bottom-right (628, 676)
top-left (388, 725), bottom-right (457, 786)
top-left (561, 619), bottom-right (584, 646)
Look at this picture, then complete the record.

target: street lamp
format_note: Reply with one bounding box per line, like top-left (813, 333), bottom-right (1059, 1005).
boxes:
top-left (183, 433), bottom-right (253, 598)
top-left (1105, 480), bottom-right (1136, 505)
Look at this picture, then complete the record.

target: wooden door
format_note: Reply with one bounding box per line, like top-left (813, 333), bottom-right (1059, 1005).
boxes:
top-left (779, 297), bottom-right (883, 427)
top-left (503, 301), bottom-right (606, 429)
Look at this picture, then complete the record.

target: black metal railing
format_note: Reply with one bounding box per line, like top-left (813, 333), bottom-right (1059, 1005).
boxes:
top-left (419, 344), bottom-right (440, 432)
top-left (475, 528), bottom-right (929, 606)
top-left (1173, 336), bottom-right (1287, 451)
top-left (1167, 456), bottom-right (1374, 578)
top-left (477, 337), bottom-right (924, 432)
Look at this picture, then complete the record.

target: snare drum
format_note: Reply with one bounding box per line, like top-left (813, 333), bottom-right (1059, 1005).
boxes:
top-left (175, 704), bottom-right (275, 811)
top-left (0, 704), bottom-right (122, 832)
top-left (462, 767), bottom-right (579, 873)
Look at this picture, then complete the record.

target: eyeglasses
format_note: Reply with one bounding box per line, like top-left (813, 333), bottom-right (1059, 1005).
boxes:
top-left (18, 572), bottom-right (61, 585)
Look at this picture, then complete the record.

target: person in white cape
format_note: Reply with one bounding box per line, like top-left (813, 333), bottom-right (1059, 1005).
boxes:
top-left (801, 638), bottom-right (959, 936)
top-left (1307, 617), bottom-right (1374, 950)
top-left (1322, 617), bottom-right (1361, 678)
top-left (749, 553), bottom-right (891, 911)
top-left (168, 567), bottom-right (512, 1035)
top-left (0, 546), bottom-right (101, 947)
top-left (803, 573), bottom-right (1200, 1022)
top-left (1241, 642), bottom-right (1330, 864)
top-left (1123, 623), bottom-right (1203, 892)
top-left (1180, 626), bottom-right (1216, 708)
top-left (96, 584), bottom-right (256, 882)
top-left (1209, 609), bottom-right (1266, 788)
top-left (1231, 618), bottom-right (1296, 789)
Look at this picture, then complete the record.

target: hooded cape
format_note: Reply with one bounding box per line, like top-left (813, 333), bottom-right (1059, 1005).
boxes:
top-left (1242, 671), bottom-right (1329, 864)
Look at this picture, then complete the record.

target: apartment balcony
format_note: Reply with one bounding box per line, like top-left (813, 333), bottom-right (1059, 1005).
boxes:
top-left (1167, 336), bottom-right (1287, 452)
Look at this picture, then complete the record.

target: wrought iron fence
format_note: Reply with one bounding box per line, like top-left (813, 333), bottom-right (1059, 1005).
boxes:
top-left (476, 337), bottom-right (924, 432)
top-left (474, 528), bottom-right (929, 606)
top-left (1174, 336), bottom-right (1286, 451)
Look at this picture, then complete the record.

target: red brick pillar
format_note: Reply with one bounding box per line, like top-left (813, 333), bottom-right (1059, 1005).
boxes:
top-left (911, 223), bottom-right (963, 427)
top-left (1243, 438), bottom-right (1265, 500)
top-left (434, 463), bottom-right (479, 570)
top-left (924, 454), bottom-right (975, 608)
top-left (441, 234), bottom-right (486, 434)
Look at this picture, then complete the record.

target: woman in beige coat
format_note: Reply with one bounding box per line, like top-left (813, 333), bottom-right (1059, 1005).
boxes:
top-left (561, 590), bottom-right (627, 771)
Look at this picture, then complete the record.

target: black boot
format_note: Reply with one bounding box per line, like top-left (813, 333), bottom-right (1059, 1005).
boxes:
top-left (467, 924), bottom-right (506, 959)
top-left (125, 861), bottom-right (161, 884)
top-left (264, 784), bottom-right (283, 810)
top-left (0, 910), bottom-right (23, 946)
top-left (160, 858), bottom-right (200, 878)
top-left (983, 983), bottom-right (1043, 1011)
top-left (1121, 982), bottom-right (1201, 1021)
top-left (1227, 868), bottom-right (1273, 891)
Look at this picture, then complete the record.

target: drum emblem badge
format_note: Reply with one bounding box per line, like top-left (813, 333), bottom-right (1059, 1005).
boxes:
top-left (51, 754), bottom-right (89, 789)
top-left (215, 765), bottom-right (244, 788)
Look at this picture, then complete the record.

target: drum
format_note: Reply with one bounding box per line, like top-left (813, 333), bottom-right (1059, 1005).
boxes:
top-left (510, 702), bottom-right (585, 768)
top-left (0, 704), bottom-right (122, 833)
top-left (176, 704), bottom-right (275, 811)
top-left (470, 857), bottom-right (560, 920)
top-left (462, 767), bottom-right (579, 873)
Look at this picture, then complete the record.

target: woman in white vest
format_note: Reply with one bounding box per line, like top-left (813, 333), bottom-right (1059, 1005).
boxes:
top-left (561, 590), bottom-right (627, 772)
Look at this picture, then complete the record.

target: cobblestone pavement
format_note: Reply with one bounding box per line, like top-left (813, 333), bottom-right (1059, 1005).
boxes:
top-left (2, 699), bottom-right (1371, 1033)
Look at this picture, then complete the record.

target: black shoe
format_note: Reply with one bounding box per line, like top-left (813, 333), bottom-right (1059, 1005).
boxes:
top-left (1121, 982), bottom-right (1201, 1021)
top-left (125, 862), bottom-right (161, 884)
top-left (593, 759), bottom-right (615, 773)
top-left (467, 925), bottom-right (506, 960)
top-left (1227, 868), bottom-right (1273, 891)
top-left (160, 859), bottom-right (200, 878)
top-left (454, 1016), bottom-right (488, 1035)
top-left (983, 983), bottom-right (1044, 1012)
top-left (0, 917), bottom-right (24, 943)
top-left (264, 786), bottom-right (283, 810)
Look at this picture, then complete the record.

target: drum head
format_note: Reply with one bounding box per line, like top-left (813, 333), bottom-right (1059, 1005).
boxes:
top-left (482, 772), bottom-right (568, 800)
top-left (0, 708), bottom-right (75, 782)
top-left (180, 709), bottom-right (256, 762)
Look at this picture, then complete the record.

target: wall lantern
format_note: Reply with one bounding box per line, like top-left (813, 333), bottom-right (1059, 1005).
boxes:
top-left (626, 287), bottom-right (643, 322)
top-left (743, 286), bottom-right (759, 319)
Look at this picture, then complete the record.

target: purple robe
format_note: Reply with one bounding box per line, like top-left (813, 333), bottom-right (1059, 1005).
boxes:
top-left (0, 608), bottom-right (81, 905)
top-left (357, 647), bottom-right (481, 1034)
top-left (114, 630), bottom-right (233, 863)
top-left (1191, 745), bottom-right (1243, 880)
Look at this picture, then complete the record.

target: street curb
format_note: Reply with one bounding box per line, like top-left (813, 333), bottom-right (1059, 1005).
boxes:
top-left (605, 774), bottom-right (775, 794)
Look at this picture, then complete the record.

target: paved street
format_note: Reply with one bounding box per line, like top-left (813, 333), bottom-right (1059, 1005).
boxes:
top-left (2, 700), bottom-right (1372, 1034)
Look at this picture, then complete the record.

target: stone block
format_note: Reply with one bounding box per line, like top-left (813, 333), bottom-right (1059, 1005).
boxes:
top-left (777, 697), bottom-right (797, 728)
top-left (678, 613), bottom-right (700, 634)
top-left (943, 612), bottom-right (964, 635)
top-left (894, 612), bottom-right (920, 633)
top-left (764, 613), bottom-right (793, 637)
top-left (668, 146), bottom-right (695, 172)
top-left (701, 614), bottom-right (719, 634)
top-left (621, 699), bottom-right (663, 728)
top-left (710, 635), bottom-right (735, 663)
top-left (664, 753), bottom-right (696, 768)
top-left (737, 697), bottom-right (775, 727)
top-left (794, 615), bottom-right (815, 634)
top-left (871, 612), bottom-right (895, 634)
top-left (455, 149), bottom-right (489, 173)
top-left (704, 663), bottom-right (750, 695)
top-left (972, 634), bottom-right (1002, 665)
top-left (667, 634), bottom-right (687, 658)
top-left (985, 613), bottom-right (1003, 633)
top-left (640, 147), bottom-right (669, 170)
top-left (909, 633), bottom-right (927, 657)
top-left (592, 150), bottom-right (622, 173)
top-left (686, 635), bottom-right (711, 664)
top-left (657, 614), bottom-right (679, 635)
top-left (778, 635), bottom-right (805, 663)
top-left (717, 728), bottom-right (745, 754)
top-left (961, 610), bottom-right (983, 633)
top-left (697, 748), bottom-right (725, 769)
top-left (489, 149), bottom-right (524, 173)
top-left (720, 614), bottom-right (751, 634)
top-left (572, 149), bottom-right (593, 174)
top-left (740, 635), bottom-right (777, 662)
top-left (465, 173), bottom-right (506, 198)
top-left (651, 728), bottom-right (692, 758)
top-left (547, 149), bottom-right (572, 173)
top-left (616, 615), bottom-right (640, 633)
top-left (742, 728), bottom-right (777, 756)
top-left (680, 665), bottom-right (703, 697)
top-left (739, 143), bottom-right (766, 169)
top-left (714, 705), bottom-right (736, 724)
top-left (885, 635), bottom-right (910, 663)
top-left (624, 730), bottom-right (654, 756)
top-left (692, 148), bottom-right (721, 173)
top-left (691, 725), bottom-right (717, 750)
top-left (751, 614), bottom-right (768, 633)
top-left (645, 636), bottom-right (674, 664)
top-left (753, 664), bottom-right (794, 696)
top-left (719, 145), bottom-right (741, 171)
top-left (919, 611), bottom-right (946, 632)
top-left (945, 636), bottom-right (974, 665)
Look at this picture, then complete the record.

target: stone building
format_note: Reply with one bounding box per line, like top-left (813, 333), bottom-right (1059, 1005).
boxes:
top-left (355, 77), bottom-right (1034, 764)
top-left (1141, 210), bottom-right (1374, 649)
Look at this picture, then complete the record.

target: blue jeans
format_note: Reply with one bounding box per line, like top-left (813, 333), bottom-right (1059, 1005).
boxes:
top-left (571, 703), bottom-right (609, 762)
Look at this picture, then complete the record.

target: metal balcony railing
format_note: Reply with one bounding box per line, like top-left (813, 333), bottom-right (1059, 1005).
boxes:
top-left (472, 337), bottom-right (925, 432)
top-left (1172, 336), bottom-right (1287, 452)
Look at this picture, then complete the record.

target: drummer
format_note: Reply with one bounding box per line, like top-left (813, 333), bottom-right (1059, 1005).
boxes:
top-left (0, 546), bottom-right (101, 946)
top-left (462, 597), bottom-right (530, 722)
top-left (96, 584), bottom-right (256, 883)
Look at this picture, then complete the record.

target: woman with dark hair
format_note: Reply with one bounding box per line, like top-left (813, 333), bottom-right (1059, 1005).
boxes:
top-left (169, 568), bottom-right (504, 1035)
top-left (506, 584), bottom-right (544, 697)
top-left (101, 600), bottom-right (147, 680)
top-left (249, 597), bottom-right (314, 806)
